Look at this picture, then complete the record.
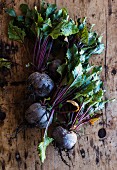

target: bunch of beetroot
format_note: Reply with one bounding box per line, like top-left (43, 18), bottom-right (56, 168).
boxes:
top-left (6, 1), bottom-right (114, 163)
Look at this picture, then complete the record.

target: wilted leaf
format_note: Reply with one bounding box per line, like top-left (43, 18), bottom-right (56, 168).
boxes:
top-left (67, 100), bottom-right (79, 112)
top-left (89, 117), bottom-right (100, 125)
top-left (38, 136), bottom-right (53, 163)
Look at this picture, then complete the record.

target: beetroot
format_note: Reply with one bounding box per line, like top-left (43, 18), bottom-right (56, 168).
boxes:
top-left (52, 126), bottom-right (77, 150)
top-left (27, 72), bottom-right (54, 97)
top-left (25, 103), bottom-right (52, 128)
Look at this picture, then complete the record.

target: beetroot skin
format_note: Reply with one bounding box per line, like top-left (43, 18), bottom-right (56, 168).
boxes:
top-left (27, 72), bottom-right (54, 97)
top-left (52, 126), bottom-right (77, 150)
top-left (25, 103), bottom-right (52, 128)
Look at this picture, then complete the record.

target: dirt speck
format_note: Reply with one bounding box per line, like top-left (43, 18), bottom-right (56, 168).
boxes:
top-left (80, 148), bottom-right (85, 158)
top-left (98, 128), bottom-right (106, 138)
top-left (111, 69), bottom-right (116, 75)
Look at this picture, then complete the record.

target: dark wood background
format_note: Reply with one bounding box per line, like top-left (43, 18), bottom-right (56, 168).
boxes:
top-left (0, 0), bottom-right (117, 169)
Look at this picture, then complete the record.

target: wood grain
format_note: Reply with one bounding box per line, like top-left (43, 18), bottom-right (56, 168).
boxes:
top-left (0, 0), bottom-right (117, 170)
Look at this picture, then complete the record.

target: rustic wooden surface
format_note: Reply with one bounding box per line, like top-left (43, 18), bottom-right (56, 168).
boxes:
top-left (0, 0), bottom-right (117, 170)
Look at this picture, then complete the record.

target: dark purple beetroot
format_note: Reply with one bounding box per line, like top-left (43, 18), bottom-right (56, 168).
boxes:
top-left (27, 72), bottom-right (54, 97)
top-left (25, 103), bottom-right (52, 128)
top-left (52, 126), bottom-right (77, 150)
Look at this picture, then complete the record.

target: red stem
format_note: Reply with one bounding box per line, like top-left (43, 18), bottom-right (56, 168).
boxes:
top-left (33, 37), bottom-right (38, 65)
top-left (38, 36), bottom-right (50, 70)
top-left (54, 86), bottom-right (69, 107)
top-left (74, 121), bottom-right (88, 131)
top-left (42, 39), bottom-right (53, 71)
top-left (36, 37), bottom-right (42, 65)
top-left (52, 87), bottom-right (66, 106)
top-left (44, 109), bottom-right (55, 139)
top-left (72, 104), bottom-right (84, 126)
top-left (79, 106), bottom-right (91, 122)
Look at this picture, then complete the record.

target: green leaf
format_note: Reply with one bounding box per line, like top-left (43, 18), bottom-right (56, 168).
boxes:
top-left (77, 17), bottom-right (87, 30)
top-left (5, 9), bottom-right (16, 17)
top-left (89, 89), bottom-right (104, 107)
top-left (20, 4), bottom-right (29, 14)
top-left (37, 14), bottom-right (44, 25)
top-left (92, 44), bottom-right (104, 54)
top-left (50, 20), bottom-right (78, 39)
top-left (97, 99), bottom-right (115, 111)
top-left (62, 8), bottom-right (68, 20)
top-left (66, 45), bottom-right (78, 61)
top-left (88, 32), bottom-right (97, 46)
top-left (49, 21), bottom-right (64, 39)
top-left (98, 36), bottom-right (103, 43)
top-left (53, 9), bottom-right (63, 20)
top-left (84, 97), bottom-right (93, 105)
top-left (59, 103), bottom-right (63, 109)
top-left (61, 20), bottom-right (78, 36)
top-left (0, 58), bottom-right (11, 69)
top-left (53, 8), bottom-right (68, 20)
top-left (46, 4), bottom-right (57, 18)
top-left (8, 20), bottom-right (26, 42)
top-left (38, 136), bottom-right (53, 163)
top-left (66, 44), bottom-right (80, 71)
top-left (72, 63), bottom-right (83, 79)
top-left (80, 26), bottom-right (88, 44)
top-left (41, 18), bottom-right (52, 33)
top-left (57, 63), bottom-right (67, 76)
top-left (17, 16), bottom-right (24, 21)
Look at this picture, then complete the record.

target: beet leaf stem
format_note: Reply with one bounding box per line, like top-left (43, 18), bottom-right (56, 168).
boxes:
top-left (36, 37), bottom-right (42, 65)
top-left (79, 106), bottom-right (91, 122)
top-left (44, 39), bottom-right (53, 67)
top-left (53, 86), bottom-right (68, 107)
top-left (38, 36), bottom-right (50, 71)
top-left (44, 109), bottom-right (55, 139)
top-left (72, 104), bottom-right (84, 126)
top-left (74, 121), bottom-right (88, 130)
top-left (33, 37), bottom-right (38, 65)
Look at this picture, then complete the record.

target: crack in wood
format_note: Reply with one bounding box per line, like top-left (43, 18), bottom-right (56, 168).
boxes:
top-left (10, 81), bottom-right (26, 86)
top-left (108, 0), bottom-right (112, 16)
top-left (1, 159), bottom-right (5, 170)
top-left (0, 80), bottom-right (26, 88)
top-left (104, 17), bottom-right (108, 127)
top-left (104, 19), bottom-right (107, 81)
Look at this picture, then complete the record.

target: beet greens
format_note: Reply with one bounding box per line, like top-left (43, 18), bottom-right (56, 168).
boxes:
top-left (38, 16), bottom-right (115, 162)
top-left (38, 20), bottom-right (108, 162)
top-left (6, 1), bottom-right (115, 164)
top-left (6, 2), bottom-right (78, 72)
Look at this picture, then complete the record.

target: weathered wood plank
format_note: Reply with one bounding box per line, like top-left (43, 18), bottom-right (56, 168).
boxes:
top-left (0, 0), bottom-right (117, 170)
